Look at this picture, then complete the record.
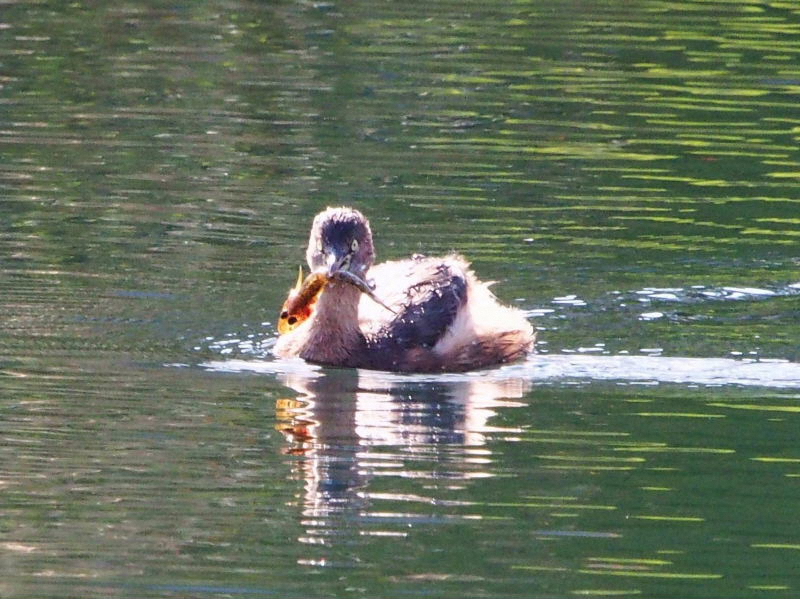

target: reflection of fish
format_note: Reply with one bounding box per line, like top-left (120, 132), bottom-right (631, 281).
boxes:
top-left (278, 267), bottom-right (395, 335)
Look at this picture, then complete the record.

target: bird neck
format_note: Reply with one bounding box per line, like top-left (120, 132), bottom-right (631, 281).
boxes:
top-left (299, 280), bottom-right (364, 366)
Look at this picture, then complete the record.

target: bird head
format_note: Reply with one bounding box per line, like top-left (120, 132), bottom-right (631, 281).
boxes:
top-left (306, 206), bottom-right (376, 277)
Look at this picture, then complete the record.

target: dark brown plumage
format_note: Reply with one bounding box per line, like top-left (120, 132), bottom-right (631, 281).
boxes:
top-left (274, 207), bottom-right (534, 372)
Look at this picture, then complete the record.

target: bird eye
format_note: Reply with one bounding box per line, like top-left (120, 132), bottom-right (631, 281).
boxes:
top-left (350, 239), bottom-right (359, 252)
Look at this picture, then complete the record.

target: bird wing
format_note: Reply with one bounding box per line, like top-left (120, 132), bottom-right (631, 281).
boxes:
top-left (359, 255), bottom-right (468, 352)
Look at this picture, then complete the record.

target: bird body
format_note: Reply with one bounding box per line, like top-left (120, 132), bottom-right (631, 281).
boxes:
top-left (274, 208), bottom-right (534, 373)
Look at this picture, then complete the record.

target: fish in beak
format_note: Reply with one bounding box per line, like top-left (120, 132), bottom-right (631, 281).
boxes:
top-left (277, 266), bottom-right (326, 335)
top-left (277, 264), bottom-right (396, 336)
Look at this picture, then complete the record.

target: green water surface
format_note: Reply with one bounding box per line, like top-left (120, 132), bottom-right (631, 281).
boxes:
top-left (2, 1), bottom-right (799, 597)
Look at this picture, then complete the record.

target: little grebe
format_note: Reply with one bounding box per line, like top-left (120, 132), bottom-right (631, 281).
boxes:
top-left (274, 207), bottom-right (534, 372)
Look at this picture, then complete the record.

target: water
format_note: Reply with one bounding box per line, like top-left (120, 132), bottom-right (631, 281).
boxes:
top-left (2, 1), bottom-right (799, 597)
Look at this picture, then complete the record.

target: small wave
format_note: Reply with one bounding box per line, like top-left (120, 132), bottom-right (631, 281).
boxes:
top-left (514, 354), bottom-right (800, 389)
top-left (526, 280), bottom-right (800, 320)
top-left (201, 354), bottom-right (800, 389)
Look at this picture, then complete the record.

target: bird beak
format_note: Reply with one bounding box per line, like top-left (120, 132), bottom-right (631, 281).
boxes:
top-left (324, 246), bottom-right (353, 277)
top-left (315, 246), bottom-right (395, 314)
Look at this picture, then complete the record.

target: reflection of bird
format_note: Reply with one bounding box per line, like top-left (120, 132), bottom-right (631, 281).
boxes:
top-left (274, 368), bottom-right (531, 551)
top-left (274, 207), bottom-right (534, 372)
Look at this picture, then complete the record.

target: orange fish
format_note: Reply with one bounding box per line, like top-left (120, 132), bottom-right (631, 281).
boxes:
top-left (278, 267), bottom-right (396, 336)
top-left (278, 267), bottom-right (327, 335)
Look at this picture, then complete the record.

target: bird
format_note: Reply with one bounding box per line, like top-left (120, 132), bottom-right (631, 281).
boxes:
top-left (274, 207), bottom-right (534, 373)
